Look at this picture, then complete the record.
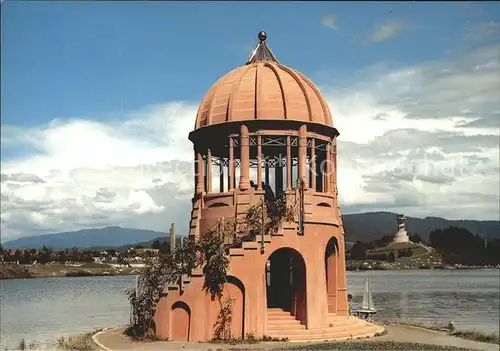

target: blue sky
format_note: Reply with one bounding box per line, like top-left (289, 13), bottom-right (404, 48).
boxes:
top-left (3, 1), bottom-right (498, 127)
top-left (1, 1), bottom-right (499, 239)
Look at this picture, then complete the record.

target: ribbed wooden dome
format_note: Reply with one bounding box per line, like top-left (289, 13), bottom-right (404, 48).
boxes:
top-left (194, 33), bottom-right (333, 129)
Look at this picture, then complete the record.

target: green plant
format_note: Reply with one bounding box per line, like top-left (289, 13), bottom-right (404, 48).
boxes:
top-left (56, 330), bottom-right (101, 350)
top-left (212, 297), bottom-right (235, 340)
top-left (125, 253), bottom-right (179, 339)
top-left (125, 191), bottom-right (298, 340)
top-left (199, 226), bottom-right (231, 299)
top-left (126, 224), bottom-right (231, 339)
top-left (242, 193), bottom-right (298, 240)
top-left (18, 339), bottom-right (25, 350)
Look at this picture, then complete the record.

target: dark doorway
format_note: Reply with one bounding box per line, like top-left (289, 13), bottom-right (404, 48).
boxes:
top-left (266, 248), bottom-right (307, 324)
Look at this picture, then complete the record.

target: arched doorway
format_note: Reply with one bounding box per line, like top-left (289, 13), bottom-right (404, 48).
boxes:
top-left (325, 236), bottom-right (339, 314)
top-left (171, 301), bottom-right (191, 341)
top-left (266, 248), bottom-right (307, 324)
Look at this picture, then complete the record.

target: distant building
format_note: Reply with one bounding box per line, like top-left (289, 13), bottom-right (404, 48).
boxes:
top-left (392, 214), bottom-right (412, 244)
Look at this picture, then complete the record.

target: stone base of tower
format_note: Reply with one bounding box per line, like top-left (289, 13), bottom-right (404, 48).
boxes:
top-left (154, 201), bottom-right (383, 342)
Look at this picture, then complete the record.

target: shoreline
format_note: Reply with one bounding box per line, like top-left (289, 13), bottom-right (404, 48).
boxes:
top-left (2, 263), bottom-right (498, 280)
top-left (0, 263), bottom-right (143, 280)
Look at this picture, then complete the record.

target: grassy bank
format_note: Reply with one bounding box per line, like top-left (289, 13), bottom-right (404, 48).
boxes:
top-left (3, 329), bottom-right (103, 350)
top-left (0, 263), bottom-right (144, 280)
top-left (57, 329), bottom-right (102, 350)
top-left (394, 319), bottom-right (499, 344)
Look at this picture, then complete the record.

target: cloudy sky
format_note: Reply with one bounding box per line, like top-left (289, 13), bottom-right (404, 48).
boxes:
top-left (1, 2), bottom-right (499, 241)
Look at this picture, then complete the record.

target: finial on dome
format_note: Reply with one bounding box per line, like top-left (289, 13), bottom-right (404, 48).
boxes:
top-left (246, 30), bottom-right (279, 65)
top-left (258, 31), bottom-right (267, 43)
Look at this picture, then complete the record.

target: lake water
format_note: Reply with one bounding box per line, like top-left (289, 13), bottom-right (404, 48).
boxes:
top-left (1, 269), bottom-right (498, 349)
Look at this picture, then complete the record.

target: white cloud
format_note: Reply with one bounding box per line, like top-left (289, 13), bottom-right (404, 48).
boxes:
top-left (321, 14), bottom-right (339, 31)
top-left (1, 43), bottom-right (499, 241)
top-left (368, 20), bottom-right (406, 43)
top-left (323, 43), bottom-right (500, 221)
top-left (1, 103), bottom-right (196, 240)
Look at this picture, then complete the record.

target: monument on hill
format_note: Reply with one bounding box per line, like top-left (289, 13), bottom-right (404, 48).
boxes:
top-left (392, 214), bottom-right (411, 244)
top-left (153, 31), bottom-right (383, 342)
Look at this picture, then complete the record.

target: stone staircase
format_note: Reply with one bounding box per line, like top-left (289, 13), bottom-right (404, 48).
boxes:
top-left (266, 308), bottom-right (385, 342)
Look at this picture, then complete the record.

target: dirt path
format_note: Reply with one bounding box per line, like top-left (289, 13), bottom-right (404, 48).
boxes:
top-left (93, 324), bottom-right (499, 351)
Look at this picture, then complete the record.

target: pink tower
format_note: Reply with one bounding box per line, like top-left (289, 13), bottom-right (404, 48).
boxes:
top-left (154, 31), bottom-right (383, 342)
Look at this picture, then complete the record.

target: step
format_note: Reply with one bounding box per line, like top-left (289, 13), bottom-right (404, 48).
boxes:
top-left (267, 310), bottom-right (293, 317)
top-left (268, 321), bottom-right (303, 329)
top-left (251, 235), bottom-right (272, 243)
top-left (191, 268), bottom-right (203, 277)
top-left (267, 320), bottom-right (383, 342)
top-left (268, 324), bottom-right (305, 331)
top-left (267, 317), bottom-right (301, 324)
top-left (242, 241), bottom-right (259, 250)
top-left (267, 315), bottom-right (299, 321)
top-left (229, 248), bottom-right (244, 257)
top-left (328, 318), bottom-right (365, 327)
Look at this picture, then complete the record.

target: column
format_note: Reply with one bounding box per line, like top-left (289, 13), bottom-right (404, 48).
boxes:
top-left (257, 135), bottom-right (263, 190)
top-left (169, 223), bottom-right (176, 253)
top-left (330, 144), bottom-right (336, 195)
top-left (316, 149), bottom-right (323, 192)
top-left (286, 136), bottom-right (292, 190)
top-left (310, 138), bottom-right (316, 192)
top-left (325, 143), bottom-right (331, 193)
top-left (332, 140), bottom-right (338, 195)
top-left (239, 125), bottom-right (250, 191)
top-left (337, 234), bottom-right (348, 316)
top-left (275, 153), bottom-right (283, 197)
top-left (193, 148), bottom-right (198, 192)
top-left (298, 125), bottom-right (308, 188)
top-left (265, 160), bottom-right (270, 188)
top-left (196, 149), bottom-right (205, 194)
top-left (229, 137), bottom-right (235, 191)
top-left (219, 156), bottom-right (224, 192)
top-left (206, 149), bottom-right (212, 193)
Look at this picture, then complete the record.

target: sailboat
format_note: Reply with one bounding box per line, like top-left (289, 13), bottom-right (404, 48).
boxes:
top-left (356, 278), bottom-right (376, 320)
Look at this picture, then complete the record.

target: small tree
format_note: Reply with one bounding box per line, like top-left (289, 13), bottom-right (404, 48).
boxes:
top-left (38, 245), bottom-right (53, 265)
top-left (151, 240), bottom-right (161, 250)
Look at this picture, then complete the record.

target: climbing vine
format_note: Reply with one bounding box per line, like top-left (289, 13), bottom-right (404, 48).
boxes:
top-left (126, 191), bottom-right (298, 339)
top-left (198, 219), bottom-right (234, 299)
top-left (213, 297), bottom-right (235, 340)
top-left (243, 192), bottom-right (297, 240)
top-left (125, 253), bottom-right (177, 339)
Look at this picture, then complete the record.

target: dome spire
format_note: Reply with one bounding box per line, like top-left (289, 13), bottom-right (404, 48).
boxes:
top-left (246, 31), bottom-right (279, 65)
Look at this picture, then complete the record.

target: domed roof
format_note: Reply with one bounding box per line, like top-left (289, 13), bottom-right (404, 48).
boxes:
top-left (194, 32), bottom-right (333, 130)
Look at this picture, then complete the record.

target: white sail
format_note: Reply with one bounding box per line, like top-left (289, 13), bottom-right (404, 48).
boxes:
top-left (361, 278), bottom-right (376, 312)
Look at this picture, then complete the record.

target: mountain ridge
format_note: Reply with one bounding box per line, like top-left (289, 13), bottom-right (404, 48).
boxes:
top-left (2, 211), bottom-right (499, 250)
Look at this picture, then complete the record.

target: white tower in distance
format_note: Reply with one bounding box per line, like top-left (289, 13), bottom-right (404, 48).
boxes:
top-left (392, 214), bottom-right (411, 244)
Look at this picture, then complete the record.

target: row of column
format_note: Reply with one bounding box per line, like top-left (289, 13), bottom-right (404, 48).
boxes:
top-left (194, 124), bottom-right (337, 195)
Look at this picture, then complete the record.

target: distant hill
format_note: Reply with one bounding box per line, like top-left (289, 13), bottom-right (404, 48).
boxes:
top-left (342, 212), bottom-right (500, 243)
top-left (2, 226), bottom-right (168, 250)
top-left (117, 236), bottom-right (185, 251)
top-left (2, 212), bottom-right (498, 250)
